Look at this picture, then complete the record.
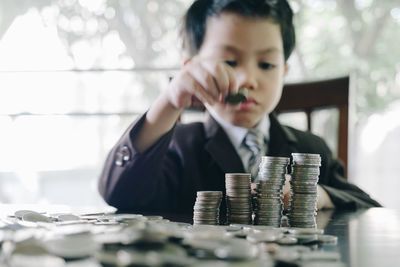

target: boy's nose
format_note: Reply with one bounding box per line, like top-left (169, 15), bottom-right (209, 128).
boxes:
top-left (236, 66), bottom-right (258, 90)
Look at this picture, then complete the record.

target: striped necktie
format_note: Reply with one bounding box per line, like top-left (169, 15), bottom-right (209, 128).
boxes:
top-left (243, 129), bottom-right (266, 182)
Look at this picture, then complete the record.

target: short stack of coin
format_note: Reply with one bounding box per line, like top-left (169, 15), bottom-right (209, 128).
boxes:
top-left (193, 191), bottom-right (222, 225)
top-left (287, 153), bottom-right (321, 228)
top-left (254, 156), bottom-right (290, 227)
top-left (225, 173), bottom-right (252, 225)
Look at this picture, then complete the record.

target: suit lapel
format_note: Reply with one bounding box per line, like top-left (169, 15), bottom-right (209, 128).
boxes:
top-left (204, 115), bottom-right (245, 173)
top-left (203, 113), bottom-right (298, 172)
top-left (268, 113), bottom-right (298, 157)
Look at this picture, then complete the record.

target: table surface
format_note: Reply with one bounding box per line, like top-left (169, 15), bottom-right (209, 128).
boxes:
top-left (1, 205), bottom-right (399, 267)
top-left (316, 208), bottom-right (400, 267)
top-left (155, 208), bottom-right (400, 267)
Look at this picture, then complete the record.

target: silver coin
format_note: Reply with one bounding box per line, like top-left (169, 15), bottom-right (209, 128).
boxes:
top-left (317, 234), bottom-right (338, 244)
top-left (291, 168), bottom-right (320, 174)
top-left (291, 176), bottom-right (319, 182)
top-left (291, 153), bottom-right (321, 159)
top-left (256, 198), bottom-right (283, 203)
top-left (227, 207), bottom-right (252, 212)
top-left (197, 191), bottom-right (223, 196)
top-left (195, 202), bottom-right (222, 207)
top-left (277, 236), bottom-right (299, 245)
top-left (225, 180), bottom-right (251, 185)
top-left (300, 250), bottom-right (341, 261)
top-left (260, 156), bottom-right (290, 163)
top-left (287, 227), bottom-right (324, 235)
top-left (291, 180), bottom-right (318, 185)
top-left (225, 173), bottom-right (251, 179)
top-left (15, 210), bottom-right (41, 219)
top-left (288, 205), bottom-right (317, 211)
top-left (288, 208), bottom-right (317, 213)
top-left (22, 212), bottom-right (52, 223)
top-left (257, 188), bottom-right (283, 193)
top-left (259, 168), bottom-right (288, 174)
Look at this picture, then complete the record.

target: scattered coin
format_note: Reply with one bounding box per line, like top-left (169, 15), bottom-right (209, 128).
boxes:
top-left (15, 210), bottom-right (37, 219)
top-left (2, 208), bottom-right (342, 267)
top-left (246, 229), bottom-right (283, 243)
top-left (57, 214), bottom-right (80, 222)
top-left (43, 232), bottom-right (100, 259)
top-left (22, 212), bottom-right (52, 223)
top-left (214, 238), bottom-right (258, 260)
top-left (287, 227), bottom-right (324, 235)
top-left (300, 250), bottom-right (341, 261)
top-left (277, 236), bottom-right (298, 245)
top-left (317, 234), bottom-right (338, 244)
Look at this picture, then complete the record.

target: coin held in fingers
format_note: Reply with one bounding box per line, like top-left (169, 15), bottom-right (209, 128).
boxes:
top-left (224, 87), bottom-right (248, 105)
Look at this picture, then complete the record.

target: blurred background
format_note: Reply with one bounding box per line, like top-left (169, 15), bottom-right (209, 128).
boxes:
top-left (0, 0), bottom-right (399, 209)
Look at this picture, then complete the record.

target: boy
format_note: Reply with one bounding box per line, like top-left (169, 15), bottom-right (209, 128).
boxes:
top-left (98, 0), bottom-right (381, 216)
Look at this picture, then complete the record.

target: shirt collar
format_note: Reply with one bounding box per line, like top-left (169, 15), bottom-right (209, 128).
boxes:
top-left (208, 109), bottom-right (270, 150)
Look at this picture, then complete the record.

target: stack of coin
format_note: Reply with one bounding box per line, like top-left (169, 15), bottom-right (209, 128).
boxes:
top-left (254, 156), bottom-right (290, 227)
top-left (193, 191), bottom-right (222, 225)
top-left (287, 153), bottom-right (321, 228)
top-left (225, 173), bottom-right (252, 225)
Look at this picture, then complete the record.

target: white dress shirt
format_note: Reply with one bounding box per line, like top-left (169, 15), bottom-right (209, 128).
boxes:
top-left (208, 110), bottom-right (270, 172)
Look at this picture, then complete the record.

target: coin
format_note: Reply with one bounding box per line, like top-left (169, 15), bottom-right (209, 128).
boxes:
top-left (22, 212), bottom-right (52, 223)
top-left (317, 234), bottom-right (338, 244)
top-left (277, 236), bottom-right (298, 245)
top-left (224, 87), bottom-right (248, 105)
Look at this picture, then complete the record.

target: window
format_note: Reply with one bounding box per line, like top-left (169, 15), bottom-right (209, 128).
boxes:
top-left (0, 0), bottom-right (189, 206)
top-left (1, 0), bottom-right (399, 208)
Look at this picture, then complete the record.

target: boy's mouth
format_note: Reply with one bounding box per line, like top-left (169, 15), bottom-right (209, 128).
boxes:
top-left (239, 97), bottom-right (257, 110)
top-left (243, 97), bottom-right (257, 104)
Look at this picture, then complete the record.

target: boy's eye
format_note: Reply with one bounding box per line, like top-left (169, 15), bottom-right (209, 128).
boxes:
top-left (225, 60), bottom-right (237, 67)
top-left (259, 62), bottom-right (275, 70)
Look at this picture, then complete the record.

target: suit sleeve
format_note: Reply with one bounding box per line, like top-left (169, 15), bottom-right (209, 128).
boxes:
top-left (98, 113), bottom-right (182, 212)
top-left (317, 138), bottom-right (382, 209)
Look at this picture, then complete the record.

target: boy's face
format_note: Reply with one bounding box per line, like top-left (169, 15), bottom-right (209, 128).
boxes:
top-left (199, 12), bottom-right (288, 129)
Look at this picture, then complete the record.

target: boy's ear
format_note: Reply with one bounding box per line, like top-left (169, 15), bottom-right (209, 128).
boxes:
top-left (284, 64), bottom-right (290, 76)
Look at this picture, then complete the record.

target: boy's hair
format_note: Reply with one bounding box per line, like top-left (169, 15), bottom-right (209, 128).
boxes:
top-left (182, 0), bottom-right (296, 61)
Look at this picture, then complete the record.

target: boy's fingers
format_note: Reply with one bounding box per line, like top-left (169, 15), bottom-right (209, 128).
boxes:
top-left (225, 65), bottom-right (238, 94)
top-left (194, 86), bottom-right (215, 105)
top-left (187, 74), bottom-right (215, 105)
top-left (189, 63), bottom-right (220, 101)
top-left (199, 61), bottom-right (232, 100)
top-left (210, 62), bottom-right (230, 99)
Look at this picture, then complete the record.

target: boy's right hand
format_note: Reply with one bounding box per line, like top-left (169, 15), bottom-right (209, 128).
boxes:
top-left (166, 56), bottom-right (238, 109)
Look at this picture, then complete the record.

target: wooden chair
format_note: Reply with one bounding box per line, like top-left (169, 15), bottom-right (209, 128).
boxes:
top-left (274, 76), bottom-right (350, 174)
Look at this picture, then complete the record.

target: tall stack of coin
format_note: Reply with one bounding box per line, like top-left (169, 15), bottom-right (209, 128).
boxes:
top-left (287, 153), bottom-right (321, 228)
top-left (254, 156), bottom-right (290, 227)
top-left (193, 191), bottom-right (222, 225)
top-left (225, 173), bottom-right (252, 225)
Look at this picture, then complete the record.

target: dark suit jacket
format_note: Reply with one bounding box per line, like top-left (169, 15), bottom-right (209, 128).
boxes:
top-left (99, 112), bottom-right (381, 215)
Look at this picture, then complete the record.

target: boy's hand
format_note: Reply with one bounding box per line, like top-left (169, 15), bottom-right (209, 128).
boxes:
top-left (166, 56), bottom-right (237, 109)
top-left (282, 174), bottom-right (291, 210)
top-left (282, 177), bottom-right (335, 211)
